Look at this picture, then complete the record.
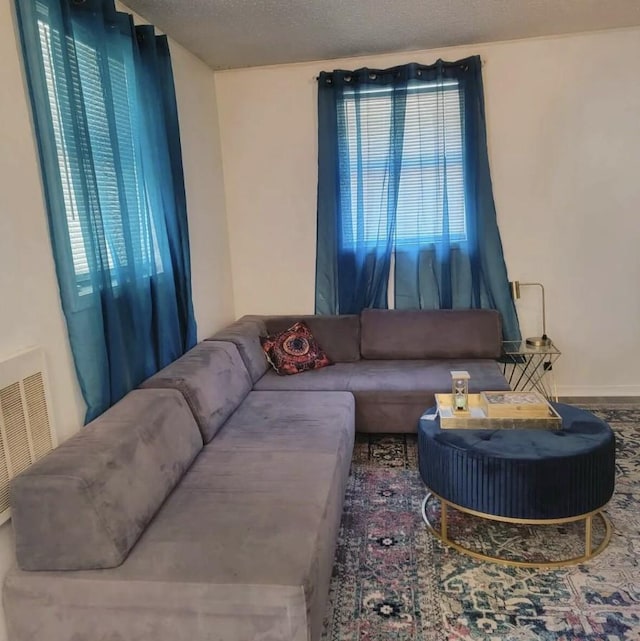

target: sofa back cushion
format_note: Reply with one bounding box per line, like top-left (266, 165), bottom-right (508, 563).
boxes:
top-left (206, 316), bottom-right (269, 383)
top-left (264, 315), bottom-right (360, 363)
top-left (10, 389), bottom-right (202, 571)
top-left (141, 341), bottom-right (252, 443)
top-left (360, 309), bottom-right (502, 359)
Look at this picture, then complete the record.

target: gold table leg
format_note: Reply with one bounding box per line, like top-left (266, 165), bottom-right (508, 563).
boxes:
top-left (421, 491), bottom-right (612, 569)
top-left (441, 500), bottom-right (448, 542)
top-left (585, 514), bottom-right (593, 558)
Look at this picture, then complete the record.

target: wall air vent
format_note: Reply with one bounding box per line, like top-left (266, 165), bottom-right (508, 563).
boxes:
top-left (0, 348), bottom-right (57, 525)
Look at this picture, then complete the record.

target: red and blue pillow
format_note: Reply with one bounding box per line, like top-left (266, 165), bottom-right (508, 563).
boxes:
top-left (260, 321), bottom-right (332, 375)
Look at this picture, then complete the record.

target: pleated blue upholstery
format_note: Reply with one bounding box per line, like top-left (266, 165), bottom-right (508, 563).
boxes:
top-left (418, 404), bottom-right (615, 520)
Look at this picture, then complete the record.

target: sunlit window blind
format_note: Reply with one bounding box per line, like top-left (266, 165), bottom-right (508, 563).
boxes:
top-left (339, 81), bottom-right (466, 249)
top-left (37, 11), bottom-right (162, 287)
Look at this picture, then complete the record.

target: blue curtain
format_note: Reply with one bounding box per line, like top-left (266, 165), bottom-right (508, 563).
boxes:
top-left (316, 57), bottom-right (520, 341)
top-left (316, 68), bottom-right (408, 313)
top-left (16, 0), bottom-right (197, 421)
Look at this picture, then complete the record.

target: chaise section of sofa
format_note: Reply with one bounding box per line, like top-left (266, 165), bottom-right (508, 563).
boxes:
top-left (5, 391), bottom-right (354, 641)
top-left (5, 339), bottom-right (355, 641)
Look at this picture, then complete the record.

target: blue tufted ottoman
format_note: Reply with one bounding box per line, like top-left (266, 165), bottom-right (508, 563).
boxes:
top-left (418, 403), bottom-right (616, 567)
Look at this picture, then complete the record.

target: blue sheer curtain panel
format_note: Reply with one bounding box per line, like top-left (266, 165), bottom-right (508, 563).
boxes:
top-left (315, 57), bottom-right (520, 341)
top-left (15, 0), bottom-right (197, 421)
top-left (316, 68), bottom-right (408, 314)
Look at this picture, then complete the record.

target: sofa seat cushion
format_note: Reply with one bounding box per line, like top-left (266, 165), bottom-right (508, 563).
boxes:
top-left (140, 341), bottom-right (252, 443)
top-left (10, 389), bottom-right (203, 571)
top-left (256, 359), bottom-right (507, 392)
top-left (253, 362), bottom-right (355, 391)
top-left (349, 359), bottom-right (510, 432)
top-left (254, 359), bottom-right (509, 433)
top-left (5, 391), bottom-right (355, 641)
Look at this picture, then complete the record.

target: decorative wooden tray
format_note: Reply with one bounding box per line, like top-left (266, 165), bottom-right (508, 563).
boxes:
top-left (434, 393), bottom-right (562, 430)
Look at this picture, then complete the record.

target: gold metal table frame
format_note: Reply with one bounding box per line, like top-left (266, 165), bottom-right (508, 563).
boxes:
top-left (421, 491), bottom-right (612, 569)
top-left (501, 340), bottom-right (561, 401)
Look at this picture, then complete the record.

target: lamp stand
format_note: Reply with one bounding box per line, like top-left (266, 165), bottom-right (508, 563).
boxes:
top-left (510, 281), bottom-right (552, 348)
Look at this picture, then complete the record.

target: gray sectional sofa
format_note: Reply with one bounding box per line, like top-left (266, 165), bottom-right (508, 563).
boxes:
top-left (4, 308), bottom-right (510, 641)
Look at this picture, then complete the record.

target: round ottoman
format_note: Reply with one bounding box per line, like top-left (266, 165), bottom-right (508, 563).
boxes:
top-left (418, 403), bottom-right (616, 567)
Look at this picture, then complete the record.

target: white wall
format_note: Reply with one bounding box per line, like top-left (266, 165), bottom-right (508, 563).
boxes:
top-left (0, 2), bottom-right (233, 638)
top-left (169, 43), bottom-right (235, 339)
top-left (215, 27), bottom-right (640, 396)
top-left (0, 7), bottom-right (86, 638)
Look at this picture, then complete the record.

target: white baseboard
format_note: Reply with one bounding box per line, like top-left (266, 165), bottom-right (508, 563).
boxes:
top-left (556, 384), bottom-right (640, 397)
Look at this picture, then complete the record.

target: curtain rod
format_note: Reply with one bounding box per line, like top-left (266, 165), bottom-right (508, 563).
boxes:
top-left (313, 56), bottom-right (485, 80)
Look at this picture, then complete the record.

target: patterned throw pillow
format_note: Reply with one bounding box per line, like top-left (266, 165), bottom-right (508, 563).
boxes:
top-left (260, 321), bottom-right (332, 375)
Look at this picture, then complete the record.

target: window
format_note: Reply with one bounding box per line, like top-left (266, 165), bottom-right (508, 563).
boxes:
top-left (37, 13), bottom-right (163, 293)
top-left (339, 81), bottom-right (466, 250)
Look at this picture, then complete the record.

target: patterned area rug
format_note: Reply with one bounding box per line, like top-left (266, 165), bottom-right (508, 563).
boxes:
top-left (321, 405), bottom-right (640, 641)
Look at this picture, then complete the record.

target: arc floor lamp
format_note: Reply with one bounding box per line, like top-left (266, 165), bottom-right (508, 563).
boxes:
top-left (509, 281), bottom-right (552, 348)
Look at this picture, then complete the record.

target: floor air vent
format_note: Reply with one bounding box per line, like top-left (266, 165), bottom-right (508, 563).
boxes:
top-left (0, 348), bottom-right (57, 525)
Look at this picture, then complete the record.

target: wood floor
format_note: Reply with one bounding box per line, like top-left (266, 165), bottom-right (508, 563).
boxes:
top-left (558, 396), bottom-right (640, 406)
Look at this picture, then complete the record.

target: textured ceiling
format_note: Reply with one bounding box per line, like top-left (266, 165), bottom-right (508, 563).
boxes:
top-left (123, 0), bottom-right (640, 70)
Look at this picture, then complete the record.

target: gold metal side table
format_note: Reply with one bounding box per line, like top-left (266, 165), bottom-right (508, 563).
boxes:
top-left (500, 340), bottom-right (561, 401)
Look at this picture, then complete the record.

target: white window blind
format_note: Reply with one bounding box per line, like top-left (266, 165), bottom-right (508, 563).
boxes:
top-left (37, 14), bottom-right (163, 290)
top-left (339, 81), bottom-right (466, 250)
top-left (38, 19), bottom-right (89, 276)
